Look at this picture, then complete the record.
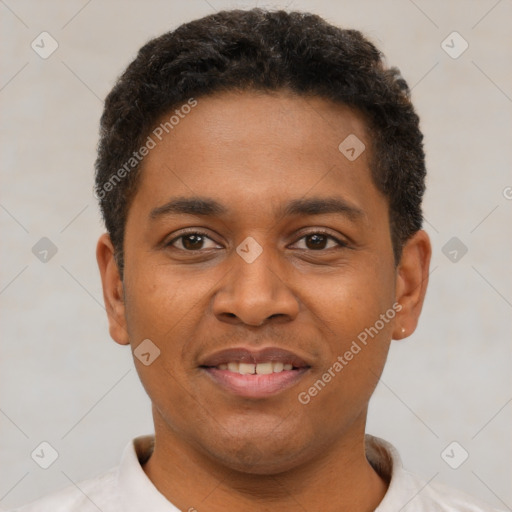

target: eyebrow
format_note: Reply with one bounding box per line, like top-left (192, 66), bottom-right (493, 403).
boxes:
top-left (149, 196), bottom-right (364, 221)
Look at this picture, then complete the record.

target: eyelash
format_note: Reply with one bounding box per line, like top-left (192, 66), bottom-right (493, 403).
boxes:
top-left (165, 229), bottom-right (349, 252)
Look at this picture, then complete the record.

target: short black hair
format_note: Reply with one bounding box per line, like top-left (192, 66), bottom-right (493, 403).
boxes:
top-left (95, 8), bottom-right (425, 277)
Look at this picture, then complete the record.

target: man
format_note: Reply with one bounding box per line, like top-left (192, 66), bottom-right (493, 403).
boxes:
top-left (12, 8), bottom-right (502, 512)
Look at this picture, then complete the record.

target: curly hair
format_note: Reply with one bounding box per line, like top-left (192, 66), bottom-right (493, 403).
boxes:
top-left (95, 8), bottom-right (425, 277)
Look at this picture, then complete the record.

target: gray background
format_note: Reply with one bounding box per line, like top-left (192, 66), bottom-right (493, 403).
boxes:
top-left (1, 0), bottom-right (511, 509)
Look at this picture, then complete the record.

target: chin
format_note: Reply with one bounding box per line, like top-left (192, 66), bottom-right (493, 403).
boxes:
top-left (212, 447), bottom-right (308, 476)
top-left (199, 427), bottom-right (313, 475)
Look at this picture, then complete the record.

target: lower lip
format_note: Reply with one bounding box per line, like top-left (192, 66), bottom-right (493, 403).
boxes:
top-left (202, 368), bottom-right (309, 398)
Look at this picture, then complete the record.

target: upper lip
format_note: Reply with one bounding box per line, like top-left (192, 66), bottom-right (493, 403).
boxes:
top-left (200, 347), bottom-right (311, 368)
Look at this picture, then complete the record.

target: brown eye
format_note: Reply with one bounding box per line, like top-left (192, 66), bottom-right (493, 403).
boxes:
top-left (304, 234), bottom-right (329, 250)
top-left (181, 234), bottom-right (205, 250)
top-left (167, 232), bottom-right (220, 251)
top-left (293, 232), bottom-right (346, 251)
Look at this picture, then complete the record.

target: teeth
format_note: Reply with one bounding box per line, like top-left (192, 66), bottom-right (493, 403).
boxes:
top-left (239, 363), bottom-right (256, 375)
top-left (227, 362), bottom-right (239, 372)
top-left (217, 361), bottom-right (295, 374)
top-left (273, 362), bottom-right (284, 373)
top-left (255, 362), bottom-right (273, 375)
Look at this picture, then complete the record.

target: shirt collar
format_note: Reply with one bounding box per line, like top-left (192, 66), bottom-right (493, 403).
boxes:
top-left (116, 435), bottom-right (180, 511)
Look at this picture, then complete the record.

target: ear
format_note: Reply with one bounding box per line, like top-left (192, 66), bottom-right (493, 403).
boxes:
top-left (96, 233), bottom-right (129, 345)
top-left (392, 230), bottom-right (431, 340)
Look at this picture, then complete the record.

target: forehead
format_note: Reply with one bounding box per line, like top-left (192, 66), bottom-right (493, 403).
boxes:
top-left (130, 90), bottom-right (385, 223)
top-left (154, 90), bottom-right (369, 163)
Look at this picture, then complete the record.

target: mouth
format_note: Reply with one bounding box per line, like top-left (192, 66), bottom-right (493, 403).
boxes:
top-left (199, 347), bottom-right (311, 399)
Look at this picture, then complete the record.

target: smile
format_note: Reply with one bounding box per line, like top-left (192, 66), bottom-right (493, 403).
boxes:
top-left (215, 361), bottom-right (294, 374)
top-left (202, 366), bottom-right (309, 398)
top-left (199, 347), bottom-right (311, 398)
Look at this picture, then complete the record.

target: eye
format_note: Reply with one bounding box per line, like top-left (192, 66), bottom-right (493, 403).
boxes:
top-left (165, 230), bottom-right (347, 253)
top-left (167, 232), bottom-right (221, 251)
top-left (292, 232), bottom-right (347, 251)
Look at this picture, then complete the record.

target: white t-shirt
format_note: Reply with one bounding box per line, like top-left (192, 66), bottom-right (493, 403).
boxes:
top-left (10, 434), bottom-right (503, 511)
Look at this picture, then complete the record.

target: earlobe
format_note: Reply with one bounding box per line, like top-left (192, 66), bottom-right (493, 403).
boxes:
top-left (392, 230), bottom-right (431, 340)
top-left (96, 233), bottom-right (130, 345)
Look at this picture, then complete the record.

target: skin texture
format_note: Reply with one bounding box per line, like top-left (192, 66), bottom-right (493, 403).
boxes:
top-left (97, 90), bottom-right (431, 512)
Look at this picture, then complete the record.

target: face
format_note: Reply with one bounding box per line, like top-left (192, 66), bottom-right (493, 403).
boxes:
top-left (97, 90), bottom-right (430, 474)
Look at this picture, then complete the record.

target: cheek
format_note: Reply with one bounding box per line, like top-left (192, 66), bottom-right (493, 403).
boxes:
top-left (122, 263), bottom-right (223, 400)
top-left (123, 262), bottom-right (211, 341)
top-left (306, 259), bottom-right (396, 341)
top-left (296, 260), bottom-right (395, 411)
top-left (296, 323), bottom-right (391, 440)
top-left (121, 268), bottom-right (208, 433)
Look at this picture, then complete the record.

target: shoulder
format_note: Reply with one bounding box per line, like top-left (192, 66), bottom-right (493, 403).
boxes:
top-left (395, 469), bottom-right (505, 512)
top-left (7, 467), bottom-right (118, 512)
top-left (366, 435), bottom-right (505, 512)
top-left (7, 435), bottom-right (158, 512)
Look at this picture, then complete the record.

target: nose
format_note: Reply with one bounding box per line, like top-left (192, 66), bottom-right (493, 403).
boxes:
top-left (212, 246), bottom-right (300, 327)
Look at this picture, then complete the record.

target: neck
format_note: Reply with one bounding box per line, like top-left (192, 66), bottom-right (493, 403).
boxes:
top-left (142, 411), bottom-right (388, 512)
